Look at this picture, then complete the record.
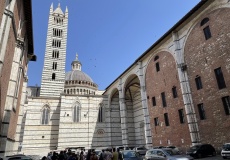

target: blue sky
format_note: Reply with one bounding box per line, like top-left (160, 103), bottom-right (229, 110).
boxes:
top-left (28, 0), bottom-right (200, 90)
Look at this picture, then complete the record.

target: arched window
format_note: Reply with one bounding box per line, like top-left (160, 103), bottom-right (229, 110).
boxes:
top-left (41, 106), bottom-right (50, 125)
top-left (154, 55), bottom-right (159, 61)
top-left (98, 104), bottom-right (104, 123)
top-left (200, 18), bottom-right (211, 40)
top-left (73, 103), bottom-right (81, 122)
top-left (53, 62), bottom-right (57, 70)
top-left (156, 62), bottom-right (160, 72)
top-left (200, 18), bottom-right (209, 26)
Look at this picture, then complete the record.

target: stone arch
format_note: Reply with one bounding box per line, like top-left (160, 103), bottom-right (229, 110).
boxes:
top-left (184, 7), bottom-right (230, 145)
top-left (110, 88), bottom-right (120, 111)
top-left (41, 103), bottom-right (51, 111)
top-left (144, 48), bottom-right (176, 79)
top-left (109, 88), bottom-right (122, 147)
top-left (145, 50), bottom-right (185, 147)
top-left (123, 74), bottom-right (145, 147)
top-left (182, 5), bottom-right (230, 54)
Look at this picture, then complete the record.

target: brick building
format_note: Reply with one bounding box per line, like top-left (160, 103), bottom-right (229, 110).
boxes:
top-left (105, 0), bottom-right (230, 153)
top-left (0, 0), bottom-right (36, 156)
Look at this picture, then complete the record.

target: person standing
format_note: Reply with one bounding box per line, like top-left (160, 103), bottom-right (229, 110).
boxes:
top-left (117, 149), bottom-right (122, 160)
top-left (80, 151), bottom-right (84, 160)
top-left (99, 149), bottom-right (105, 160)
top-left (90, 151), bottom-right (98, 160)
top-left (112, 148), bottom-right (118, 160)
top-left (104, 148), bottom-right (113, 160)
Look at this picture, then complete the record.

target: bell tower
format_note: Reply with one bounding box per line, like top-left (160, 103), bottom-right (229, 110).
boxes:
top-left (40, 3), bottom-right (68, 97)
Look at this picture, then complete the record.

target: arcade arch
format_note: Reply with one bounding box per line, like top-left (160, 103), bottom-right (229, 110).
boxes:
top-left (123, 74), bottom-right (145, 147)
top-left (110, 88), bottom-right (122, 146)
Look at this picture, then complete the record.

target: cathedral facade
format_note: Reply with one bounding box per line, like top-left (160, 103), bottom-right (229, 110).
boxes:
top-left (21, 0), bottom-right (230, 156)
top-left (22, 3), bottom-right (147, 156)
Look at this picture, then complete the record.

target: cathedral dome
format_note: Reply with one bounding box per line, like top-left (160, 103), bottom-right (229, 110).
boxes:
top-left (65, 70), bottom-right (93, 82)
top-left (64, 54), bottom-right (98, 96)
top-left (65, 54), bottom-right (93, 82)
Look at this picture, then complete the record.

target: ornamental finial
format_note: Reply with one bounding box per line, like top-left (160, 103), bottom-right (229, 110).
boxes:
top-left (76, 53), bottom-right (78, 60)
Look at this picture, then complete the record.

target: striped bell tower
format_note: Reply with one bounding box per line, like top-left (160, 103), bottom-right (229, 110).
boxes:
top-left (40, 3), bottom-right (68, 97)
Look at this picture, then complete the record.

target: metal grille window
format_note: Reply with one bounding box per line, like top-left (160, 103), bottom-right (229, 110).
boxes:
top-left (195, 76), bottom-right (203, 90)
top-left (222, 96), bottom-right (230, 115)
top-left (41, 107), bottom-right (50, 125)
top-left (154, 117), bottom-right (159, 126)
top-left (172, 86), bottom-right (178, 98)
top-left (161, 92), bottom-right (167, 107)
top-left (178, 109), bottom-right (185, 124)
top-left (198, 103), bottom-right (206, 120)
top-left (214, 67), bottom-right (226, 89)
top-left (164, 113), bottom-right (169, 126)
top-left (152, 97), bottom-right (156, 106)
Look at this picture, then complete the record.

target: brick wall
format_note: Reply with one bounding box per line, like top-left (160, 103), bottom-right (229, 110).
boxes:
top-left (7, 0), bottom-right (27, 140)
top-left (145, 51), bottom-right (191, 151)
top-left (0, 1), bottom-right (5, 24)
top-left (184, 8), bottom-right (230, 150)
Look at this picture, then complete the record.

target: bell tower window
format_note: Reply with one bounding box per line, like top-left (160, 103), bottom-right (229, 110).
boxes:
top-left (53, 62), bottom-right (57, 70)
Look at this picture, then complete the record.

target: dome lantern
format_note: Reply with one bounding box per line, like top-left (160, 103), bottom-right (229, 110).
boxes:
top-left (71, 53), bottom-right (82, 71)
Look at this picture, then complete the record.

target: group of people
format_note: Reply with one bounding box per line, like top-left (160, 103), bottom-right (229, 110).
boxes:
top-left (41, 148), bottom-right (123, 160)
top-left (97, 148), bottom-right (122, 160)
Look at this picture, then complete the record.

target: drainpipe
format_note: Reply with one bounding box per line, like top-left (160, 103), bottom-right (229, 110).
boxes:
top-left (172, 31), bottom-right (201, 146)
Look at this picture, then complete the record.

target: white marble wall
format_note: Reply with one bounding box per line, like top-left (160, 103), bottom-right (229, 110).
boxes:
top-left (22, 97), bottom-right (61, 156)
top-left (58, 95), bottom-right (110, 150)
